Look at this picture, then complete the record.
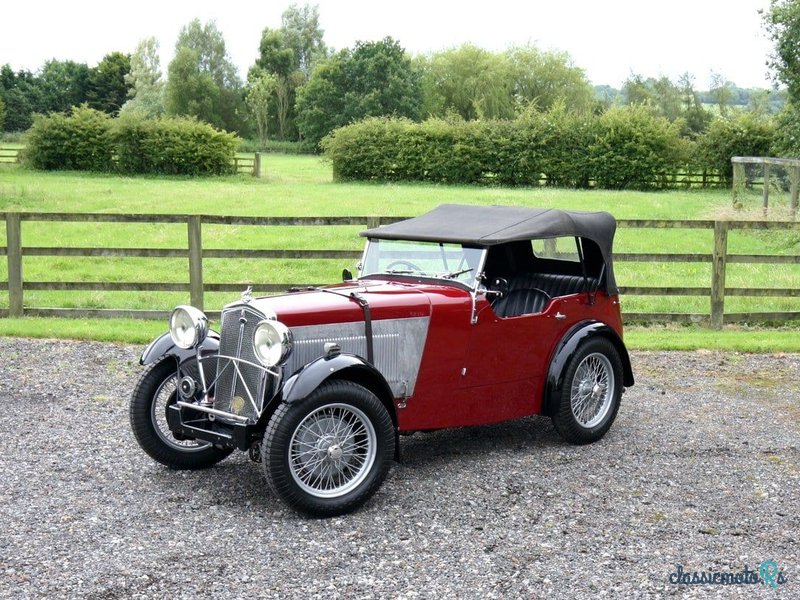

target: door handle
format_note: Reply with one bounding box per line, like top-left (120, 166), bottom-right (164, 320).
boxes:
top-left (555, 312), bottom-right (567, 321)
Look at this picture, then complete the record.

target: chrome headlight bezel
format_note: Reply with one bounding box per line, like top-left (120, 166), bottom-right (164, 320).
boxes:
top-left (169, 305), bottom-right (209, 350)
top-left (253, 319), bottom-right (293, 367)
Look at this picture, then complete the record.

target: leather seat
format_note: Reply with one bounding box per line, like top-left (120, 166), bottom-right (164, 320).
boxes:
top-left (492, 273), bottom-right (599, 318)
top-left (492, 288), bottom-right (551, 317)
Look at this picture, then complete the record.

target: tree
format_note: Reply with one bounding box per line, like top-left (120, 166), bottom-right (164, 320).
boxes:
top-left (0, 65), bottom-right (43, 131)
top-left (246, 70), bottom-right (278, 145)
top-left (38, 59), bottom-right (90, 113)
top-left (708, 71), bottom-right (734, 116)
top-left (623, 73), bottom-right (655, 105)
top-left (253, 4), bottom-right (328, 140)
top-left (279, 3), bottom-right (327, 76)
top-left (165, 19), bottom-right (244, 132)
top-left (507, 45), bottom-right (593, 112)
top-left (296, 37), bottom-right (422, 146)
top-left (122, 37), bottom-right (166, 118)
top-left (419, 44), bottom-right (514, 120)
top-left (763, 0), bottom-right (800, 103)
top-left (87, 52), bottom-right (131, 115)
top-left (678, 72), bottom-right (711, 136)
top-left (0, 95), bottom-right (5, 131)
top-left (650, 76), bottom-right (682, 121)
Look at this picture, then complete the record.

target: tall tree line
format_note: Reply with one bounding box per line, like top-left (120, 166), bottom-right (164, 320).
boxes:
top-left (1, 0), bottom-right (794, 159)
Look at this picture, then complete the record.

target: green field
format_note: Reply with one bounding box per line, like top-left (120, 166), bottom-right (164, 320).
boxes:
top-left (1, 153), bottom-right (799, 350)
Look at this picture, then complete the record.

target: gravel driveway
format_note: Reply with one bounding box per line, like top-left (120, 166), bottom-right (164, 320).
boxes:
top-left (1, 339), bottom-right (797, 599)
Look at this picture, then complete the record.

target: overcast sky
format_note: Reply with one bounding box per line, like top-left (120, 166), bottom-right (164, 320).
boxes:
top-left (1, 0), bottom-right (776, 89)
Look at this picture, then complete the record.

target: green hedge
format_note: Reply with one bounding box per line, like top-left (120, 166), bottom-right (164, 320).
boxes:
top-left (22, 106), bottom-right (114, 171)
top-left (114, 114), bottom-right (237, 176)
top-left (22, 107), bottom-right (238, 176)
top-left (696, 112), bottom-right (776, 181)
top-left (323, 107), bottom-right (776, 189)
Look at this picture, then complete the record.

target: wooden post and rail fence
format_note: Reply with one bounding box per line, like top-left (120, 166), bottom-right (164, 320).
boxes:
top-left (0, 147), bottom-right (264, 177)
top-left (732, 156), bottom-right (800, 215)
top-left (1, 213), bottom-right (798, 328)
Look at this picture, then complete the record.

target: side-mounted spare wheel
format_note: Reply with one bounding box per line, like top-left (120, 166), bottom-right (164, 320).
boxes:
top-left (261, 379), bottom-right (395, 517)
top-left (130, 359), bottom-right (233, 469)
top-left (552, 337), bottom-right (623, 445)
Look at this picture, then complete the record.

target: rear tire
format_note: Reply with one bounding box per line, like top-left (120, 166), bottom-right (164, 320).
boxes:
top-left (261, 380), bottom-right (395, 517)
top-left (130, 360), bottom-right (233, 469)
top-left (552, 337), bottom-right (623, 445)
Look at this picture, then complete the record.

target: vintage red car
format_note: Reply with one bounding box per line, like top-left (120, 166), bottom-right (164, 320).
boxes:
top-left (131, 204), bottom-right (634, 516)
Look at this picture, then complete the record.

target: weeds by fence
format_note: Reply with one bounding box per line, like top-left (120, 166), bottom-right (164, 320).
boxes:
top-left (1, 212), bottom-right (798, 327)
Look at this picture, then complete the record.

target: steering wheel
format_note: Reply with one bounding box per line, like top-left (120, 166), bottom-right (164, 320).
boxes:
top-left (386, 260), bottom-right (423, 272)
top-left (489, 277), bottom-right (509, 297)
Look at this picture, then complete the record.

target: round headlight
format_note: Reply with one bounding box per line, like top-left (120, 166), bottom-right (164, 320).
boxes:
top-left (169, 305), bottom-right (209, 349)
top-left (253, 320), bottom-right (293, 367)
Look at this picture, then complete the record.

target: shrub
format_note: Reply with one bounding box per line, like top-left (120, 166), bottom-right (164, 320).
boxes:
top-left (113, 114), bottom-right (238, 176)
top-left (769, 103), bottom-right (800, 158)
top-left (588, 105), bottom-right (686, 189)
top-left (696, 112), bottom-right (775, 181)
top-left (537, 104), bottom-right (595, 188)
top-left (22, 105), bottom-right (114, 171)
top-left (325, 107), bottom-right (696, 190)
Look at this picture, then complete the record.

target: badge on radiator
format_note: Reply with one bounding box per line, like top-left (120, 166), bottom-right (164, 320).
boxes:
top-left (231, 396), bottom-right (246, 414)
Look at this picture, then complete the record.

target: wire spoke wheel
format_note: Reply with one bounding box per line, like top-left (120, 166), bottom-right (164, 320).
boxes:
top-left (553, 337), bottom-right (623, 445)
top-left (289, 403), bottom-right (377, 498)
top-left (262, 380), bottom-right (394, 516)
top-left (130, 360), bottom-right (233, 469)
top-left (150, 374), bottom-right (211, 452)
top-left (570, 352), bottom-right (615, 428)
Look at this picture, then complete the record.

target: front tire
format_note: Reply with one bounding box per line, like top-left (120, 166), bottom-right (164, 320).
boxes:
top-left (262, 380), bottom-right (395, 517)
top-left (552, 337), bottom-right (623, 445)
top-left (130, 360), bottom-right (233, 469)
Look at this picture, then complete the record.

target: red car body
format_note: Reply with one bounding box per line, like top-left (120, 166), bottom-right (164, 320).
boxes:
top-left (267, 280), bottom-right (624, 431)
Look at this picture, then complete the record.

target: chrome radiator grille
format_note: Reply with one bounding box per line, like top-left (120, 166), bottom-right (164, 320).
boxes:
top-left (214, 304), bottom-right (270, 422)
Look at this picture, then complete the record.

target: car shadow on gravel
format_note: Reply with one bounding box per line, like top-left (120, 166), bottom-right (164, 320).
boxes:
top-left (142, 414), bottom-right (565, 512)
top-left (396, 414), bottom-right (563, 467)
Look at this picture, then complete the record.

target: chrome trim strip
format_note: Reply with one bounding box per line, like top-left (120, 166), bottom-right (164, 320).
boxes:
top-left (176, 401), bottom-right (250, 423)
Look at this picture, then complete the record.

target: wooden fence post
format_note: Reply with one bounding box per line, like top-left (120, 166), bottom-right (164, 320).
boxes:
top-left (710, 220), bottom-right (729, 329)
top-left (732, 161), bottom-right (745, 206)
top-left (790, 165), bottom-right (800, 217)
top-left (188, 215), bottom-right (204, 310)
top-left (6, 212), bottom-right (23, 317)
top-left (762, 162), bottom-right (771, 215)
top-left (367, 216), bottom-right (381, 229)
top-left (254, 152), bottom-right (262, 178)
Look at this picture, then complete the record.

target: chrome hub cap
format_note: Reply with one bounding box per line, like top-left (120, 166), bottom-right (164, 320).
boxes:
top-left (289, 403), bottom-right (377, 498)
top-left (570, 353), bottom-right (615, 429)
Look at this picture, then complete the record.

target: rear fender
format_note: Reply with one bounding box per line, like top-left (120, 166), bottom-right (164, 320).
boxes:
top-left (139, 331), bottom-right (220, 366)
top-left (543, 321), bottom-right (634, 416)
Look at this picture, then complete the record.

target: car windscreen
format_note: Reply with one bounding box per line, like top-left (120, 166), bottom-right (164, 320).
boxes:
top-left (361, 239), bottom-right (484, 286)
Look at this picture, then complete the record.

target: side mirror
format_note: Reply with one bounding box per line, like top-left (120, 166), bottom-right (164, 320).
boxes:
top-left (342, 268), bottom-right (353, 282)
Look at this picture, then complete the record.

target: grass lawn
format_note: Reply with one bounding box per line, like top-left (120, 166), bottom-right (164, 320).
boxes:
top-left (1, 153), bottom-right (799, 350)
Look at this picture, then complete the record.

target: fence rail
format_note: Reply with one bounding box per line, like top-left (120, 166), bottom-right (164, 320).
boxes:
top-left (0, 147), bottom-right (264, 176)
top-left (1, 212), bottom-right (799, 326)
top-left (0, 148), bottom-right (20, 164)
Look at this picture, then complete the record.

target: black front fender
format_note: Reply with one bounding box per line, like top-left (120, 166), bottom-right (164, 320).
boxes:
top-left (282, 353), bottom-right (393, 405)
top-left (139, 331), bottom-right (220, 366)
top-left (543, 321), bottom-right (634, 416)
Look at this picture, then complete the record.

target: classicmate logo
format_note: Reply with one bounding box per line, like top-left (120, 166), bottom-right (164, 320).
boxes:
top-left (668, 561), bottom-right (789, 588)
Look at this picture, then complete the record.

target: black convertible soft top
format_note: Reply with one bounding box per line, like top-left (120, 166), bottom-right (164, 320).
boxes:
top-left (361, 204), bottom-right (619, 294)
